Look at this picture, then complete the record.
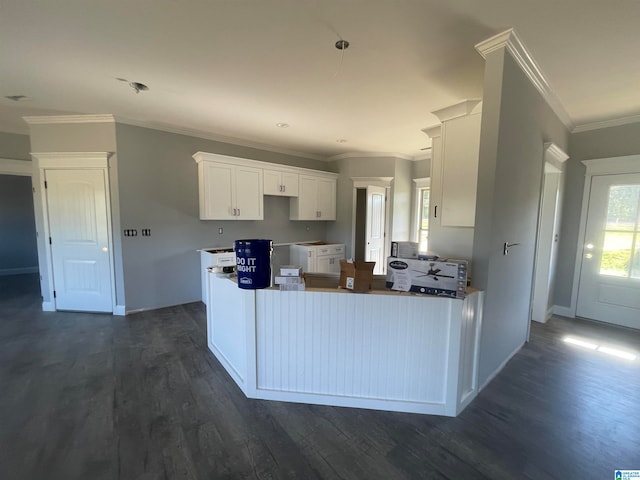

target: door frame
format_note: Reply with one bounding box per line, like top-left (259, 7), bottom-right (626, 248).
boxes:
top-left (569, 154), bottom-right (640, 317)
top-left (31, 152), bottom-right (117, 313)
top-left (530, 143), bottom-right (568, 326)
top-left (351, 177), bottom-right (392, 270)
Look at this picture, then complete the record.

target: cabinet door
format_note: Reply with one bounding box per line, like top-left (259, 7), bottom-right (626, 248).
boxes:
top-left (201, 162), bottom-right (234, 220)
top-left (290, 175), bottom-right (319, 220)
top-left (263, 169), bottom-right (282, 196)
top-left (234, 165), bottom-right (263, 220)
top-left (440, 113), bottom-right (481, 227)
top-left (316, 255), bottom-right (342, 274)
top-left (281, 172), bottom-right (299, 197)
top-left (317, 178), bottom-right (337, 220)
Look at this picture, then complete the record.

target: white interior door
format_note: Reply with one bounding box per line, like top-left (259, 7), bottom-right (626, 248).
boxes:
top-left (366, 186), bottom-right (386, 274)
top-left (576, 173), bottom-right (640, 328)
top-left (532, 170), bottom-right (562, 323)
top-left (46, 169), bottom-right (113, 312)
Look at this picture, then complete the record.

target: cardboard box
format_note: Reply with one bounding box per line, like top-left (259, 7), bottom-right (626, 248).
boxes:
top-left (339, 259), bottom-right (376, 292)
top-left (274, 276), bottom-right (304, 285)
top-left (279, 282), bottom-right (305, 291)
top-left (390, 241), bottom-right (419, 258)
top-left (386, 257), bottom-right (468, 298)
top-left (280, 265), bottom-right (303, 276)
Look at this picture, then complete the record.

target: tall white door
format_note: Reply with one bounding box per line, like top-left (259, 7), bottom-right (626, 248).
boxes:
top-left (366, 186), bottom-right (386, 275)
top-left (45, 169), bottom-right (113, 312)
top-left (531, 170), bottom-right (562, 323)
top-left (576, 173), bottom-right (640, 329)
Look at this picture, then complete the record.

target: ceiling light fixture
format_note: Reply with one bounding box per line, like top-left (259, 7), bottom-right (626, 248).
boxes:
top-left (129, 82), bottom-right (149, 94)
top-left (276, 123), bottom-right (290, 128)
top-left (333, 39), bottom-right (350, 78)
top-left (4, 95), bottom-right (30, 102)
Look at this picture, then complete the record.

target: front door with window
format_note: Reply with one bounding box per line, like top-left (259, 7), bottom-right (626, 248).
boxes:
top-left (576, 173), bottom-right (640, 329)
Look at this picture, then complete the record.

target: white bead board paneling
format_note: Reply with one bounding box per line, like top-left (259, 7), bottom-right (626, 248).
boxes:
top-left (255, 290), bottom-right (458, 406)
top-left (207, 272), bottom-right (253, 393)
top-left (456, 291), bottom-right (483, 413)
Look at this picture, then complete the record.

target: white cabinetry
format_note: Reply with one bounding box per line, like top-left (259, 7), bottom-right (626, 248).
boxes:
top-left (427, 100), bottom-right (482, 228)
top-left (290, 175), bottom-right (337, 220)
top-left (195, 154), bottom-right (263, 220)
top-left (263, 168), bottom-right (298, 197)
top-left (290, 243), bottom-right (345, 273)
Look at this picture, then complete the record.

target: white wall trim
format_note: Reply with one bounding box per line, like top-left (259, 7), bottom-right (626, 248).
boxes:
top-left (42, 301), bottom-right (55, 312)
top-left (431, 99), bottom-right (482, 123)
top-left (413, 177), bottom-right (430, 188)
top-left (552, 305), bottom-right (575, 318)
top-left (0, 267), bottom-right (39, 276)
top-left (0, 158), bottom-right (32, 176)
top-left (352, 176), bottom-right (393, 188)
top-left (23, 114), bottom-right (115, 125)
top-left (544, 142), bottom-right (569, 165)
top-left (582, 155), bottom-right (640, 175)
top-left (113, 305), bottom-right (126, 316)
top-left (573, 113), bottom-right (640, 133)
top-left (475, 29), bottom-right (574, 131)
top-left (31, 152), bottom-right (111, 169)
top-left (327, 152), bottom-right (414, 162)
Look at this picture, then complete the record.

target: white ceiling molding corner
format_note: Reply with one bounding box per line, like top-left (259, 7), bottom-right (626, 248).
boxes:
top-left (422, 125), bottom-right (442, 139)
top-left (0, 158), bottom-right (32, 176)
top-left (431, 99), bottom-right (482, 123)
top-left (543, 142), bottom-right (569, 164)
top-left (475, 29), bottom-right (574, 132)
top-left (572, 113), bottom-right (640, 133)
top-left (23, 114), bottom-right (116, 125)
top-left (352, 177), bottom-right (393, 188)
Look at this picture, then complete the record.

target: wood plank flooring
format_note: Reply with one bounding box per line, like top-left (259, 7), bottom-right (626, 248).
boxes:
top-left (1, 273), bottom-right (639, 479)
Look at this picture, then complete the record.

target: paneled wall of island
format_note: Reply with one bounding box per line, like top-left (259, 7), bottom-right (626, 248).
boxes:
top-left (206, 271), bottom-right (484, 417)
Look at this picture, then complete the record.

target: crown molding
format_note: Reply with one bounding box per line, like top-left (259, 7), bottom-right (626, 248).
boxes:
top-left (421, 125), bottom-right (442, 139)
top-left (543, 142), bottom-right (569, 164)
top-left (23, 114), bottom-right (115, 125)
top-left (431, 99), bottom-right (482, 123)
top-left (572, 113), bottom-right (640, 133)
top-left (114, 116), bottom-right (327, 162)
top-left (0, 158), bottom-right (32, 176)
top-left (475, 29), bottom-right (574, 131)
top-left (582, 155), bottom-right (640, 175)
top-left (327, 151), bottom-right (414, 162)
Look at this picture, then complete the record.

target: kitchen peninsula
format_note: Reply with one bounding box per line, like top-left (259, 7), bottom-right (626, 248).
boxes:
top-left (206, 271), bottom-right (483, 417)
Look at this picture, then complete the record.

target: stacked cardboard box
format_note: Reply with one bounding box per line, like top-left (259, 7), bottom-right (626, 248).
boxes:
top-left (339, 259), bottom-right (376, 292)
top-left (274, 265), bottom-right (305, 291)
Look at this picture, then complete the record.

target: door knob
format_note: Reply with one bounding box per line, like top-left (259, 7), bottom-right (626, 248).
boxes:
top-left (503, 242), bottom-right (520, 256)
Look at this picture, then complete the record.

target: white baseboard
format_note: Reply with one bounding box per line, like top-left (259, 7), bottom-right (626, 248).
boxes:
top-left (0, 267), bottom-right (39, 276)
top-left (552, 305), bottom-right (575, 318)
top-left (113, 305), bottom-right (126, 316)
top-left (479, 341), bottom-right (525, 392)
top-left (42, 301), bottom-right (55, 312)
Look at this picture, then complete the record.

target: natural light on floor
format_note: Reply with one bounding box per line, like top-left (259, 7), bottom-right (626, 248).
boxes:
top-left (563, 337), bottom-right (637, 361)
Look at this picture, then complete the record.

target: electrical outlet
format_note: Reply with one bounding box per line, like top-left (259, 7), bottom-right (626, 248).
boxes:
top-left (218, 227), bottom-right (223, 234)
top-left (141, 229), bottom-right (151, 237)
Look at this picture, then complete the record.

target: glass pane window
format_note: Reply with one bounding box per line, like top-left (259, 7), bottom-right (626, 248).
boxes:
top-left (418, 188), bottom-right (430, 252)
top-left (599, 184), bottom-right (640, 278)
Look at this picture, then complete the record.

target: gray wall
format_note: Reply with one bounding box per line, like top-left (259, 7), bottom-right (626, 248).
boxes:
top-left (0, 132), bottom-right (31, 160)
top-left (391, 158), bottom-right (412, 241)
top-left (0, 174), bottom-right (38, 274)
top-left (115, 123), bottom-right (332, 311)
top-left (473, 49), bottom-right (569, 387)
top-left (553, 122), bottom-right (640, 307)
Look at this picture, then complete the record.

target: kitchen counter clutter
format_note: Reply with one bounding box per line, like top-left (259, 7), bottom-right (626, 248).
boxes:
top-left (206, 268), bottom-right (484, 417)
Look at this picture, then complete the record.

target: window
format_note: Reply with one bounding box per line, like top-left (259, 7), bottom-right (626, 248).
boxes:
top-left (418, 187), bottom-right (430, 251)
top-left (413, 178), bottom-right (430, 252)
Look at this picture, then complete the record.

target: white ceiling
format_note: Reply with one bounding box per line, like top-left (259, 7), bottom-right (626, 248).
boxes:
top-left (1, 0), bottom-right (639, 160)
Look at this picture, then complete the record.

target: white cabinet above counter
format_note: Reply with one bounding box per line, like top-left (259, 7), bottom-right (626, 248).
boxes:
top-left (193, 152), bottom-right (338, 221)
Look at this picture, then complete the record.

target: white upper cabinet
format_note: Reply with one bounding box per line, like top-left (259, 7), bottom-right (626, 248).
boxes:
top-left (263, 168), bottom-right (299, 197)
top-left (427, 100), bottom-right (482, 227)
top-left (193, 152), bottom-right (337, 221)
top-left (194, 153), bottom-right (263, 220)
top-left (290, 174), bottom-right (337, 220)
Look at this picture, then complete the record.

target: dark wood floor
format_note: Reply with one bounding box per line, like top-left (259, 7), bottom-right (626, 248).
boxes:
top-left (1, 274), bottom-right (639, 480)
